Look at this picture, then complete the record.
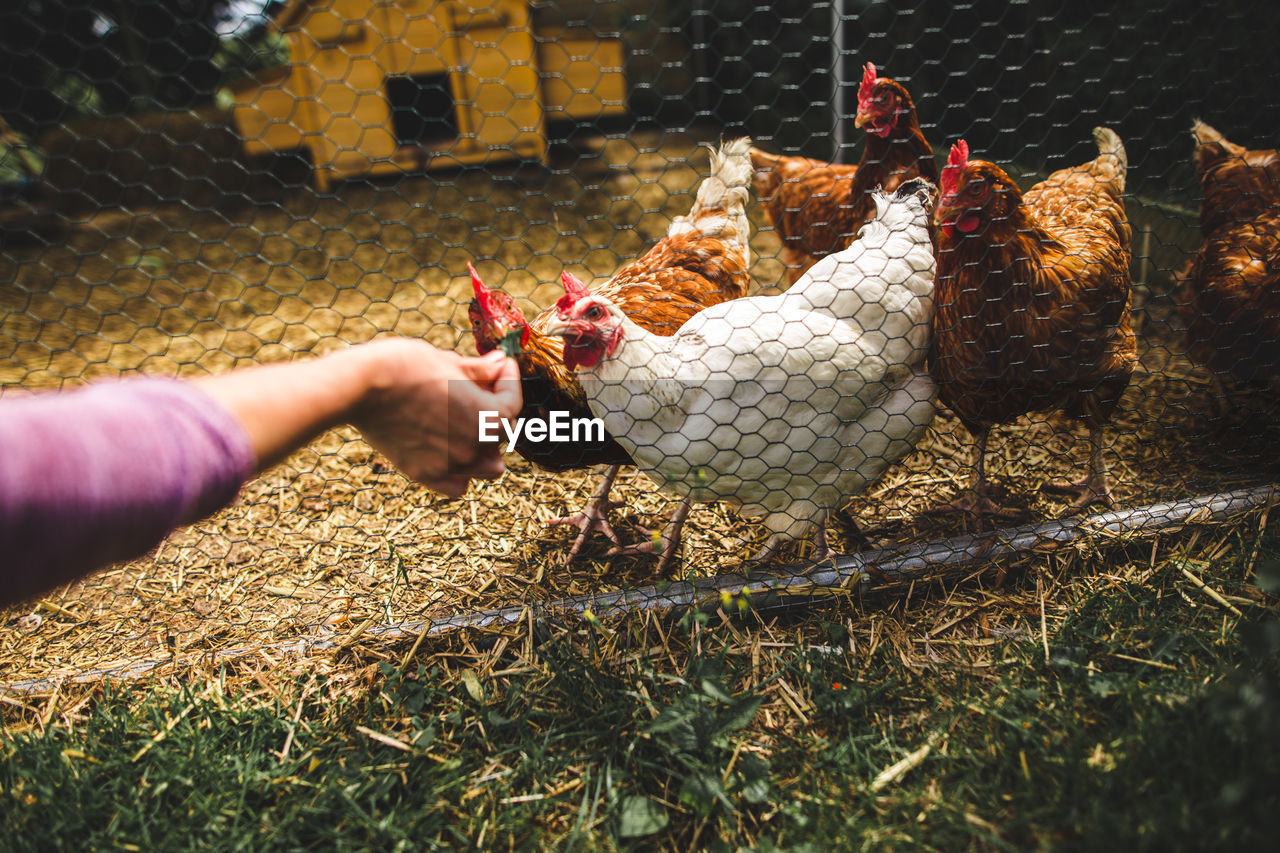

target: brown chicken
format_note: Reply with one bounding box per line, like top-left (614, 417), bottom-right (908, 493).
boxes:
top-left (469, 138), bottom-right (754, 569)
top-left (1180, 121), bottom-right (1280, 390)
top-left (749, 62), bottom-right (938, 283)
top-left (931, 129), bottom-right (1136, 512)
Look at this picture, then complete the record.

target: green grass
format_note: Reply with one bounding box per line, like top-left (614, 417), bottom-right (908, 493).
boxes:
top-left (3, 530), bottom-right (1280, 851)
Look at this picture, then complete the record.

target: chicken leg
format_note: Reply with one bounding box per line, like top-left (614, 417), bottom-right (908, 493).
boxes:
top-left (942, 431), bottom-right (1018, 517)
top-left (548, 465), bottom-right (625, 562)
top-left (552, 468), bottom-right (693, 573)
top-left (1041, 428), bottom-right (1115, 509)
top-left (606, 497), bottom-right (692, 574)
top-left (751, 515), bottom-right (834, 564)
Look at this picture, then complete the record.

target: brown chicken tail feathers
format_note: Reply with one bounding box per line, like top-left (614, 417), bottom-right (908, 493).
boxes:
top-left (1092, 127), bottom-right (1128, 189)
top-left (746, 144), bottom-right (780, 171)
top-left (1190, 119), bottom-right (1225, 147)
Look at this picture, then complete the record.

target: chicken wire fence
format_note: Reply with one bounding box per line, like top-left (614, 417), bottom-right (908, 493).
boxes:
top-left (2, 0), bottom-right (1278, 687)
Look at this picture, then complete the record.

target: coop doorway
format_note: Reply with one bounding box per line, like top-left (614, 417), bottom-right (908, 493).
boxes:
top-left (386, 73), bottom-right (460, 149)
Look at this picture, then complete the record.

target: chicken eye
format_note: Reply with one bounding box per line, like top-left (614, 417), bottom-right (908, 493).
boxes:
top-left (585, 305), bottom-right (603, 320)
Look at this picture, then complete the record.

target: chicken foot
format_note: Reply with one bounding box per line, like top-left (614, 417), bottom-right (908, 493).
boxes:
top-left (941, 432), bottom-right (1020, 517)
top-left (549, 464), bottom-right (625, 562)
top-left (1040, 428), bottom-right (1115, 509)
top-left (552, 466), bottom-right (693, 572)
top-left (606, 497), bottom-right (693, 574)
top-left (751, 516), bottom-right (835, 564)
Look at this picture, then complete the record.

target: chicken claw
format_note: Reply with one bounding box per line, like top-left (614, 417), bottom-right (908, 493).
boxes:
top-left (939, 432), bottom-right (1022, 518)
top-left (1040, 430), bottom-right (1116, 510)
top-left (549, 465), bottom-right (624, 562)
top-left (1041, 479), bottom-right (1116, 509)
top-left (607, 499), bottom-right (692, 575)
top-left (939, 489), bottom-right (1022, 519)
top-left (751, 523), bottom-right (834, 564)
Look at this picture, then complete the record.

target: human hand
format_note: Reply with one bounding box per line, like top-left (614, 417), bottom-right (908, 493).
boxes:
top-left (348, 339), bottom-right (521, 497)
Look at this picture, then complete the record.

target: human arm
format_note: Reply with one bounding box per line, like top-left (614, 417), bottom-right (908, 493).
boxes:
top-left (192, 338), bottom-right (521, 497)
top-left (0, 339), bottom-right (520, 607)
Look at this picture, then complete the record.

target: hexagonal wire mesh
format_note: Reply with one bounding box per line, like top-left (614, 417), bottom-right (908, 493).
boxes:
top-left (1, 0), bottom-right (1278, 688)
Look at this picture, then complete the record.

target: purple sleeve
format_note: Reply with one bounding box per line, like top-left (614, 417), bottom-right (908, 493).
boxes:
top-left (0, 378), bottom-right (256, 605)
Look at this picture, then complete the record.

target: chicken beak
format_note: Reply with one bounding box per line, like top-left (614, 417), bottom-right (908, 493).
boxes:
top-left (854, 112), bottom-right (869, 129)
top-left (542, 315), bottom-right (571, 339)
top-left (934, 194), bottom-right (961, 224)
top-left (544, 315), bottom-right (600, 347)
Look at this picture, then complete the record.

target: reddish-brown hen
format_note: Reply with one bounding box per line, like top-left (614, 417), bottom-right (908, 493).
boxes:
top-left (932, 129), bottom-right (1136, 512)
top-left (1180, 121), bottom-right (1280, 389)
top-left (469, 138), bottom-right (754, 569)
top-left (750, 63), bottom-right (938, 283)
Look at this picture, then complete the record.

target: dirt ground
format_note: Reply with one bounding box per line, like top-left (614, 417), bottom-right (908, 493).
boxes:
top-left (1, 127), bottom-right (1277, 687)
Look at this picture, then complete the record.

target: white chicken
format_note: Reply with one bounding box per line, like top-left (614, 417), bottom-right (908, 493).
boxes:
top-left (778, 177), bottom-right (937, 369)
top-left (545, 180), bottom-right (939, 563)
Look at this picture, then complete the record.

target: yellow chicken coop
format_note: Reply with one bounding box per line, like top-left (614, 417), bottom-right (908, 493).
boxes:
top-left (229, 0), bottom-right (628, 189)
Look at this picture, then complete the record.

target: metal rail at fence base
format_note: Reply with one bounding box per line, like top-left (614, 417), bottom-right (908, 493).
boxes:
top-left (3, 484), bottom-right (1274, 696)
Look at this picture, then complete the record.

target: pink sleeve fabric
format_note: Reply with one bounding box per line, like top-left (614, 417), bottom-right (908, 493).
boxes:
top-left (0, 377), bottom-right (256, 605)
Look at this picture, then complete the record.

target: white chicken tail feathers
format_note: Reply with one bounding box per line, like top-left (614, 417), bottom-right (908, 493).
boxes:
top-left (1092, 126), bottom-right (1128, 192)
top-left (891, 177), bottom-right (938, 210)
top-left (706, 137), bottom-right (754, 195)
top-left (866, 177), bottom-right (937, 234)
top-left (691, 137), bottom-right (753, 218)
top-left (670, 138), bottom-right (753, 243)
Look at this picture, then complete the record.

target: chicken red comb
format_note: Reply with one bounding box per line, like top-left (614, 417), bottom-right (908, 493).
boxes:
top-left (940, 140), bottom-right (970, 197)
top-left (556, 270), bottom-right (591, 314)
top-left (856, 62), bottom-right (878, 114)
top-left (469, 262), bottom-right (499, 316)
